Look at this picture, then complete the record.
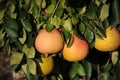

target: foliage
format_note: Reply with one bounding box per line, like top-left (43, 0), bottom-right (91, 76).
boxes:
top-left (0, 0), bottom-right (120, 80)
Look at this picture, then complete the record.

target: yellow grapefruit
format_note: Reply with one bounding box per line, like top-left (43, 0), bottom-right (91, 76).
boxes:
top-left (39, 56), bottom-right (54, 76)
top-left (94, 26), bottom-right (120, 51)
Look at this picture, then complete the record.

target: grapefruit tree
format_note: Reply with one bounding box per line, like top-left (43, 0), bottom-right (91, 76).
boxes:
top-left (0, 0), bottom-right (120, 80)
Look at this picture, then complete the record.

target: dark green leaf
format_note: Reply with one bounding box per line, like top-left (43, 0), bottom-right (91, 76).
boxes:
top-left (46, 23), bottom-right (54, 32)
top-left (20, 19), bottom-right (32, 32)
top-left (67, 35), bottom-right (74, 48)
top-left (79, 22), bottom-right (86, 34)
top-left (69, 62), bottom-right (77, 79)
top-left (77, 63), bottom-right (86, 76)
top-left (6, 18), bottom-right (19, 31)
top-left (82, 60), bottom-right (92, 80)
top-left (4, 27), bottom-right (18, 38)
top-left (84, 27), bottom-right (94, 43)
top-left (85, 3), bottom-right (98, 19)
top-left (62, 28), bottom-right (71, 42)
top-left (55, 7), bottom-right (64, 18)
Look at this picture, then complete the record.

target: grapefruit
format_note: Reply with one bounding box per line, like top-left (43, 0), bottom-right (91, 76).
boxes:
top-left (35, 28), bottom-right (64, 54)
top-left (63, 34), bottom-right (89, 62)
top-left (94, 26), bottom-right (120, 51)
top-left (39, 56), bottom-right (54, 76)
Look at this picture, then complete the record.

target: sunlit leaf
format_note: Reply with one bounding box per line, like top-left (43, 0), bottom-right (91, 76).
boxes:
top-left (0, 10), bottom-right (5, 21)
top-left (47, 4), bottom-right (55, 14)
top-left (10, 52), bottom-right (24, 65)
top-left (79, 6), bottom-right (86, 15)
top-left (63, 18), bottom-right (72, 32)
top-left (71, 16), bottom-right (78, 25)
top-left (22, 44), bottom-right (35, 58)
top-left (99, 4), bottom-right (110, 21)
top-left (19, 28), bottom-right (27, 44)
top-left (27, 58), bottom-right (37, 75)
top-left (51, 16), bottom-right (61, 28)
top-left (111, 51), bottom-right (119, 65)
top-left (60, 0), bottom-right (66, 6)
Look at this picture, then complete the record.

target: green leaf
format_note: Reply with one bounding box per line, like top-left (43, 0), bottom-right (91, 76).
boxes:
top-left (84, 27), bottom-right (94, 43)
top-left (0, 29), bottom-right (5, 48)
top-left (69, 62), bottom-right (77, 79)
top-left (77, 63), bottom-right (86, 76)
top-left (4, 26), bottom-right (18, 38)
top-left (79, 22), bottom-right (86, 34)
top-left (67, 35), bottom-right (74, 48)
top-left (22, 64), bottom-right (31, 79)
top-left (63, 18), bottom-right (72, 32)
top-left (60, 0), bottom-right (66, 6)
top-left (22, 44), bottom-right (35, 58)
top-left (0, 9), bottom-right (5, 21)
top-left (19, 28), bottom-right (27, 44)
top-left (41, 0), bottom-right (46, 9)
top-left (6, 18), bottom-right (19, 31)
top-left (47, 4), bottom-right (55, 14)
top-left (20, 19), bottom-right (32, 32)
top-left (62, 28), bottom-right (71, 42)
top-left (51, 16), bottom-right (61, 28)
top-left (27, 58), bottom-right (36, 75)
top-left (46, 23), bottom-right (54, 32)
top-left (99, 4), bottom-right (110, 21)
top-left (111, 51), bottom-right (119, 65)
top-left (71, 16), bottom-right (78, 25)
top-left (10, 52), bottom-right (24, 65)
top-left (55, 7), bottom-right (64, 18)
top-left (79, 6), bottom-right (86, 15)
top-left (85, 3), bottom-right (98, 19)
top-left (82, 60), bottom-right (92, 80)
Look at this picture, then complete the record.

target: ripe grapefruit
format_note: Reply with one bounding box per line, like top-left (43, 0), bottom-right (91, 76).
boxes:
top-left (63, 34), bottom-right (89, 62)
top-left (39, 56), bottom-right (54, 76)
top-left (94, 26), bottom-right (120, 51)
top-left (35, 28), bottom-right (64, 54)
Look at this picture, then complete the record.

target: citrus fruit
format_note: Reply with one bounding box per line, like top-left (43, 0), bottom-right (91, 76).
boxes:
top-left (94, 26), bottom-right (120, 51)
top-left (35, 28), bottom-right (64, 54)
top-left (39, 56), bottom-right (54, 76)
top-left (63, 34), bottom-right (89, 62)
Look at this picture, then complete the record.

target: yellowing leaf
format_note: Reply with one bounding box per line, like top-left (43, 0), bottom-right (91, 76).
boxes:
top-left (22, 44), bottom-right (35, 58)
top-left (27, 59), bottom-right (36, 75)
top-left (10, 52), bottom-right (24, 65)
top-left (99, 4), bottom-right (110, 21)
top-left (19, 28), bottom-right (27, 44)
top-left (0, 10), bottom-right (5, 21)
top-left (63, 18), bottom-right (72, 32)
top-left (111, 51), bottom-right (119, 65)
